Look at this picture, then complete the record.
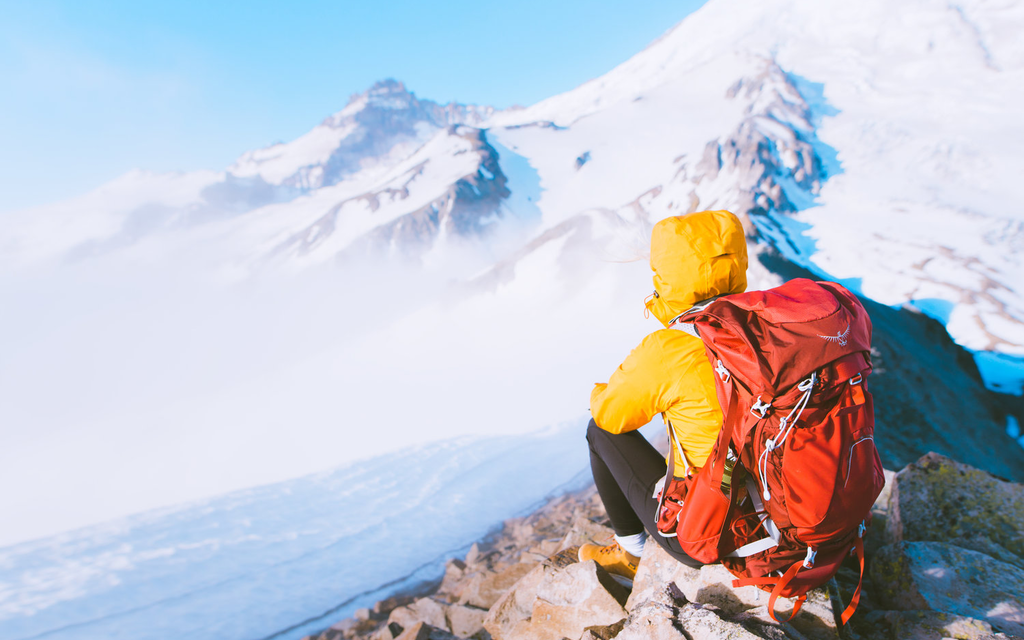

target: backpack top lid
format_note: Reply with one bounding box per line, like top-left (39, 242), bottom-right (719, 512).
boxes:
top-left (686, 278), bottom-right (873, 396)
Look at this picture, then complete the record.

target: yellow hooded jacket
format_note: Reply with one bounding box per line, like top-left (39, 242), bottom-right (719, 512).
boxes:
top-left (590, 210), bottom-right (748, 474)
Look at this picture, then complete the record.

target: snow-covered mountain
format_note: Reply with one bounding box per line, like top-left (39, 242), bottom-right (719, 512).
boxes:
top-left (480, 0), bottom-right (1024, 377)
top-left (2, 0), bottom-right (1023, 553)
top-left (6, 1), bottom-right (1022, 364)
top-left (0, 80), bottom-right (512, 271)
top-left (229, 78), bottom-right (494, 191)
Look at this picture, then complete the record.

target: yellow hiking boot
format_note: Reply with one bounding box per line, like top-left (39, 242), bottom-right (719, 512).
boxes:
top-left (577, 540), bottom-right (640, 583)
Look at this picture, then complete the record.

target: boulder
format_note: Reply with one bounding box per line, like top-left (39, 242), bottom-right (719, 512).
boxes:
top-left (368, 622), bottom-right (404, 640)
top-left (393, 622), bottom-right (459, 640)
top-left (388, 598), bottom-right (450, 633)
top-left (625, 539), bottom-right (701, 611)
top-left (731, 598), bottom-right (837, 640)
top-left (354, 608), bottom-right (373, 621)
top-left (579, 618), bottom-right (627, 640)
top-left (457, 562), bottom-right (537, 609)
top-left (481, 563), bottom-right (547, 640)
top-left (522, 560), bottom-right (628, 640)
top-left (615, 584), bottom-right (690, 640)
top-left (676, 603), bottom-right (770, 640)
top-left (464, 543), bottom-right (484, 567)
top-left (871, 541), bottom-right (1024, 636)
top-left (864, 609), bottom-right (1002, 640)
top-left (627, 540), bottom-right (842, 639)
top-left (731, 607), bottom-right (808, 640)
top-left (374, 595), bottom-right (417, 617)
top-left (437, 559), bottom-right (467, 599)
top-left (444, 603), bottom-right (488, 638)
top-left (482, 551), bottom-right (627, 640)
top-left (888, 453), bottom-right (1024, 569)
top-left (556, 514), bottom-right (616, 552)
top-left (616, 585), bottom-right (764, 640)
top-left (865, 468), bottom-right (897, 556)
top-left (678, 563), bottom-right (769, 615)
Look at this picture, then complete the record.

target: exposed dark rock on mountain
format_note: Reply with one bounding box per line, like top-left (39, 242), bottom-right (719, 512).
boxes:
top-left (344, 128), bottom-right (512, 260)
top-left (313, 80), bottom-right (494, 191)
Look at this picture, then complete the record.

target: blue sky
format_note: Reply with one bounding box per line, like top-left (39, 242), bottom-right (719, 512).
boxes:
top-left (0, 0), bottom-right (707, 213)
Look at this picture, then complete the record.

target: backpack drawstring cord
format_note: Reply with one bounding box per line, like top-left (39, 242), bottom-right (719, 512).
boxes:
top-left (758, 372), bottom-right (817, 502)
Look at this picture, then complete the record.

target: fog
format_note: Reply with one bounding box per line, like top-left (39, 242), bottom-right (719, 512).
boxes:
top-left (0, 225), bottom-right (658, 546)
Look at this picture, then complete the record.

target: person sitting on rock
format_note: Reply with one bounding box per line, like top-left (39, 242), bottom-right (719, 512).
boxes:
top-left (579, 209), bottom-right (748, 581)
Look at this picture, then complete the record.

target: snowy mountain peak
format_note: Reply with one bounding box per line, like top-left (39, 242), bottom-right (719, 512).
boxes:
top-left (230, 79), bottom-right (494, 192)
top-left (329, 79), bottom-right (418, 124)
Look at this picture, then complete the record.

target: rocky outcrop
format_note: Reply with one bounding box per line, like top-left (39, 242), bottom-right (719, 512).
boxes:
top-left (659, 59), bottom-right (828, 240)
top-left (886, 452), bottom-right (1024, 567)
top-left (354, 127), bottom-right (512, 253)
top-left (304, 452), bottom-right (1024, 640)
top-left (865, 453), bottom-right (1024, 639)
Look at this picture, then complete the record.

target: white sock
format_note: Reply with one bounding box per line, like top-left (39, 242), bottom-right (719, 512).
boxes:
top-left (614, 532), bottom-right (647, 557)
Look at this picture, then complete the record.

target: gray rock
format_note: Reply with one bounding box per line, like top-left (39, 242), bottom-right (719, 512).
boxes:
top-left (354, 607), bottom-right (373, 621)
top-left (388, 598), bottom-right (450, 633)
top-left (871, 541), bottom-right (1024, 636)
top-left (437, 559), bottom-right (467, 599)
top-left (482, 563), bottom-right (548, 640)
top-left (625, 539), bottom-right (701, 611)
top-left (677, 603), bottom-right (773, 640)
top-left (368, 623), bottom-right (401, 640)
top-left (866, 468), bottom-right (898, 557)
top-left (458, 562), bottom-right (537, 610)
top-left (482, 552), bottom-right (626, 640)
top-left (464, 543), bottom-right (483, 568)
top-left (392, 622), bottom-right (459, 640)
top-left (888, 453), bottom-right (1024, 569)
top-left (374, 595), bottom-right (417, 617)
top-left (555, 514), bottom-right (615, 552)
top-left (628, 540), bottom-right (842, 639)
top-left (865, 609), bottom-right (999, 640)
top-left (617, 585), bottom-right (764, 640)
top-left (615, 585), bottom-right (691, 640)
top-left (679, 563), bottom-right (768, 616)
top-left (732, 606), bottom-right (810, 640)
top-left (579, 618), bottom-right (627, 640)
top-left (523, 560), bottom-right (628, 640)
top-left (444, 603), bottom-right (488, 638)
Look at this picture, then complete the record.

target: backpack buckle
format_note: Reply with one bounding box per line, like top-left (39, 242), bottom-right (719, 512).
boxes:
top-left (803, 546), bottom-right (818, 569)
top-left (849, 373), bottom-right (863, 386)
top-left (750, 396), bottom-right (772, 419)
top-left (715, 359), bottom-right (731, 383)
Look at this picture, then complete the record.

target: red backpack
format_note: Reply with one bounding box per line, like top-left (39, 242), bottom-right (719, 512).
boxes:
top-left (655, 278), bottom-right (884, 624)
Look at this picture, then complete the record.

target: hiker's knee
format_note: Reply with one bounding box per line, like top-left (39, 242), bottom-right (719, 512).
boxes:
top-left (586, 418), bottom-right (603, 445)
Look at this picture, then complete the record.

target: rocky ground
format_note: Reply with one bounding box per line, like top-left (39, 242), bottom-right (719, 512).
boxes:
top-left (302, 453), bottom-right (1024, 640)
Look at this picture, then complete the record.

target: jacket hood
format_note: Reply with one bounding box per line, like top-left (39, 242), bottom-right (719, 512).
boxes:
top-left (645, 210), bottom-right (748, 327)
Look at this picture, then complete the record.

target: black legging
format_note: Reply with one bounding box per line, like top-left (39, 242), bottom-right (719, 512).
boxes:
top-left (586, 419), bottom-right (702, 568)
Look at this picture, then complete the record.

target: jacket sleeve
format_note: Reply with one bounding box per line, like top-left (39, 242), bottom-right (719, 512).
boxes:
top-left (590, 333), bottom-right (669, 434)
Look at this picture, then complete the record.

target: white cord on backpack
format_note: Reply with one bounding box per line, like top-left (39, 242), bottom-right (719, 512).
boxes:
top-left (758, 372), bottom-right (817, 502)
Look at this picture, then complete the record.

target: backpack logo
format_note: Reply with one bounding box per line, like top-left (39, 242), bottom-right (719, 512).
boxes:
top-left (818, 323), bottom-right (851, 347)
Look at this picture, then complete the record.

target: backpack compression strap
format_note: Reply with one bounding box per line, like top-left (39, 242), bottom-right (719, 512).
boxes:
top-left (731, 536), bottom-right (866, 625)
